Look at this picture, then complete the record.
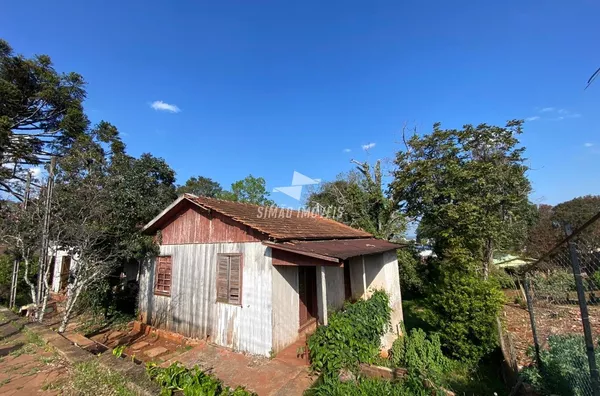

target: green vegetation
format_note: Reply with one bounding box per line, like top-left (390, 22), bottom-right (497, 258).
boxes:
top-left (521, 334), bottom-right (599, 396)
top-left (422, 266), bottom-right (504, 362)
top-left (307, 290), bottom-right (391, 376)
top-left (146, 362), bottom-right (254, 396)
top-left (396, 247), bottom-right (427, 299)
top-left (307, 376), bottom-right (441, 396)
top-left (69, 360), bottom-right (134, 396)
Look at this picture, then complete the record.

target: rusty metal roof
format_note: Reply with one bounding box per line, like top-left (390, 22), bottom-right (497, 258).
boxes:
top-left (264, 238), bottom-right (404, 260)
top-left (143, 194), bottom-right (373, 241)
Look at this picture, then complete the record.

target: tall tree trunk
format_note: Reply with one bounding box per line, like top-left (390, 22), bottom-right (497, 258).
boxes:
top-left (38, 251), bottom-right (56, 322)
top-left (483, 238), bottom-right (494, 280)
top-left (58, 280), bottom-right (81, 333)
top-left (22, 255), bottom-right (37, 306)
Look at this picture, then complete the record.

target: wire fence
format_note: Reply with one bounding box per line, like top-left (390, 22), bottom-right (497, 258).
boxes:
top-left (518, 212), bottom-right (600, 396)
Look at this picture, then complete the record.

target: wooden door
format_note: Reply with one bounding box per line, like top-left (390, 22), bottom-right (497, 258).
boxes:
top-left (60, 256), bottom-right (71, 290)
top-left (298, 266), bottom-right (317, 328)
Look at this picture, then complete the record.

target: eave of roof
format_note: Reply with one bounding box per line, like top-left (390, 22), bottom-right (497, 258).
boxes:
top-left (264, 238), bottom-right (405, 261)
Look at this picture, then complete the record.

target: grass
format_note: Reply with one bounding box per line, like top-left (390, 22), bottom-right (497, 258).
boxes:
top-left (9, 328), bottom-right (47, 357)
top-left (66, 360), bottom-right (135, 396)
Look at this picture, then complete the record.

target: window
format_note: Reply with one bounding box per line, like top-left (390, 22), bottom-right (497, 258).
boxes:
top-left (216, 253), bottom-right (243, 305)
top-left (154, 256), bottom-right (172, 296)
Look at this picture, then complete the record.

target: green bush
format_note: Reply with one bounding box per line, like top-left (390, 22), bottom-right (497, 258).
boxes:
top-left (531, 270), bottom-right (576, 300)
top-left (422, 269), bottom-right (504, 362)
top-left (389, 328), bottom-right (451, 385)
top-left (397, 248), bottom-right (428, 298)
top-left (146, 362), bottom-right (254, 396)
top-left (521, 334), bottom-right (600, 396)
top-left (307, 375), bottom-right (443, 396)
top-left (307, 290), bottom-right (391, 376)
top-left (489, 266), bottom-right (516, 290)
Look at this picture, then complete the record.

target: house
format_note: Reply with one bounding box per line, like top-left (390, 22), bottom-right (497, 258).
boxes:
top-left (138, 194), bottom-right (404, 357)
top-left (49, 246), bottom-right (76, 293)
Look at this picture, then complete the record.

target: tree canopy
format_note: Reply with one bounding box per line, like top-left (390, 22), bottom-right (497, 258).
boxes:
top-left (0, 39), bottom-right (88, 201)
top-left (390, 121), bottom-right (532, 277)
top-left (176, 176), bottom-right (222, 198)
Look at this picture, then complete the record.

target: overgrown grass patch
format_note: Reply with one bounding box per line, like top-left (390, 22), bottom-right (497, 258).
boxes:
top-left (67, 360), bottom-right (135, 396)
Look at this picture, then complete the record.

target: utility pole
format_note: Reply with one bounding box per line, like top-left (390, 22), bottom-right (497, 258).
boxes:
top-left (9, 172), bottom-right (32, 309)
top-left (36, 158), bottom-right (56, 311)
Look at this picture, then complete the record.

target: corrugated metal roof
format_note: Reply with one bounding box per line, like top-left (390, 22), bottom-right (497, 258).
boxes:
top-left (264, 238), bottom-right (404, 260)
top-left (143, 194), bottom-right (373, 241)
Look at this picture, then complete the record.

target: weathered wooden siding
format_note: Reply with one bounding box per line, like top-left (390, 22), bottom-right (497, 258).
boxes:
top-left (271, 265), bottom-right (300, 353)
top-left (161, 205), bottom-right (264, 245)
top-left (316, 266), bottom-right (345, 322)
top-left (138, 242), bottom-right (273, 356)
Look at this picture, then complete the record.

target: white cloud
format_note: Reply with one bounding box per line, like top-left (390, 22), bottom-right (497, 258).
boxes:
top-left (30, 167), bottom-right (42, 178)
top-left (584, 143), bottom-right (594, 147)
top-left (362, 143), bottom-right (376, 150)
top-left (150, 100), bottom-right (181, 113)
top-left (343, 148), bottom-right (351, 153)
top-left (526, 116), bottom-right (540, 121)
top-left (540, 107), bottom-right (555, 112)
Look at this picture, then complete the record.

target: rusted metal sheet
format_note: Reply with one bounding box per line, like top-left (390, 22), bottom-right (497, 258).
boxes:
top-left (266, 238), bottom-right (404, 261)
top-left (161, 206), bottom-right (264, 245)
top-left (138, 242), bottom-right (273, 356)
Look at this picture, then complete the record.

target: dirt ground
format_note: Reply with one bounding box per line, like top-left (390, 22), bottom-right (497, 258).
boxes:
top-left (502, 301), bottom-right (600, 367)
top-left (0, 316), bottom-right (68, 395)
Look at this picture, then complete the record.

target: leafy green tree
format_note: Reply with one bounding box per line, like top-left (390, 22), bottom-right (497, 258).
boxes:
top-left (524, 204), bottom-right (561, 258)
top-left (553, 195), bottom-right (600, 240)
top-left (422, 256), bottom-right (504, 362)
top-left (306, 160), bottom-right (406, 240)
top-left (0, 39), bottom-right (88, 201)
top-left (176, 176), bottom-right (222, 198)
top-left (390, 121), bottom-right (532, 278)
top-left (222, 175), bottom-right (274, 206)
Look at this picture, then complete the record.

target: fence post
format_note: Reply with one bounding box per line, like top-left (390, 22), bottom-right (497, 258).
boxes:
top-left (565, 223), bottom-right (600, 396)
top-left (523, 274), bottom-right (542, 369)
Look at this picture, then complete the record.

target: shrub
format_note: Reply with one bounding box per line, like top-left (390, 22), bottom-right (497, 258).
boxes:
top-left (146, 362), bottom-right (254, 396)
top-left (307, 376), bottom-right (442, 396)
top-left (307, 290), bottom-right (391, 376)
top-left (389, 328), bottom-right (451, 385)
top-left (531, 270), bottom-right (576, 301)
top-left (489, 266), bottom-right (516, 290)
top-left (422, 269), bottom-right (504, 362)
top-left (521, 334), bottom-right (600, 396)
top-left (397, 248), bottom-right (428, 298)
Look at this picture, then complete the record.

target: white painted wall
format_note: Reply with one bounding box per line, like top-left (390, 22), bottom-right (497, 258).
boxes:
top-left (50, 248), bottom-right (77, 293)
top-left (138, 242), bottom-right (273, 356)
top-left (271, 264), bottom-right (299, 353)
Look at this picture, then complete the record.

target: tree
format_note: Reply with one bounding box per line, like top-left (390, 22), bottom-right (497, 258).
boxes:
top-left (306, 160), bottom-right (406, 241)
top-left (222, 175), bottom-right (274, 206)
top-left (390, 121), bottom-right (532, 278)
top-left (176, 176), bottom-right (222, 198)
top-left (524, 204), bottom-right (561, 258)
top-left (0, 39), bottom-right (88, 201)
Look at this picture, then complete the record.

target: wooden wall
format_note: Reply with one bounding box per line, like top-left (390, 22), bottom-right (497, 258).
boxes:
top-left (138, 242), bottom-right (273, 356)
top-left (160, 206), bottom-right (264, 245)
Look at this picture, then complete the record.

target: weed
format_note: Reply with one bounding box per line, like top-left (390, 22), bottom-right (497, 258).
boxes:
top-left (69, 360), bottom-right (135, 396)
top-left (112, 345), bottom-right (126, 358)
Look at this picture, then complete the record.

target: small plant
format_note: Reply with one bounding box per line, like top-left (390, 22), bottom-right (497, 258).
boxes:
top-left (112, 345), bottom-right (126, 358)
top-left (146, 362), bottom-right (255, 395)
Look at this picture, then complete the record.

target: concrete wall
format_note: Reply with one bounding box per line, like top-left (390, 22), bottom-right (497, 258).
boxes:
top-left (138, 242), bottom-right (273, 356)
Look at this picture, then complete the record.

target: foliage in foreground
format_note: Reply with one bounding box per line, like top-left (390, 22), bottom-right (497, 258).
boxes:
top-left (146, 362), bottom-right (254, 396)
top-left (397, 247), bottom-right (428, 299)
top-left (521, 334), bottom-right (600, 396)
top-left (422, 264), bottom-right (504, 362)
top-left (307, 375), bottom-right (444, 396)
top-left (307, 290), bottom-right (391, 376)
top-left (389, 328), bottom-right (451, 385)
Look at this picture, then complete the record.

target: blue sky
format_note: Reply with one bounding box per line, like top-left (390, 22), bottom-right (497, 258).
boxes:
top-left (2, 0), bottom-right (599, 208)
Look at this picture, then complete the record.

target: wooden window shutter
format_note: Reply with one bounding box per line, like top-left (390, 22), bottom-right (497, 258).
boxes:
top-left (216, 254), bottom-right (230, 303)
top-left (216, 253), bottom-right (243, 305)
top-left (228, 255), bottom-right (241, 305)
top-left (154, 256), bottom-right (172, 296)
